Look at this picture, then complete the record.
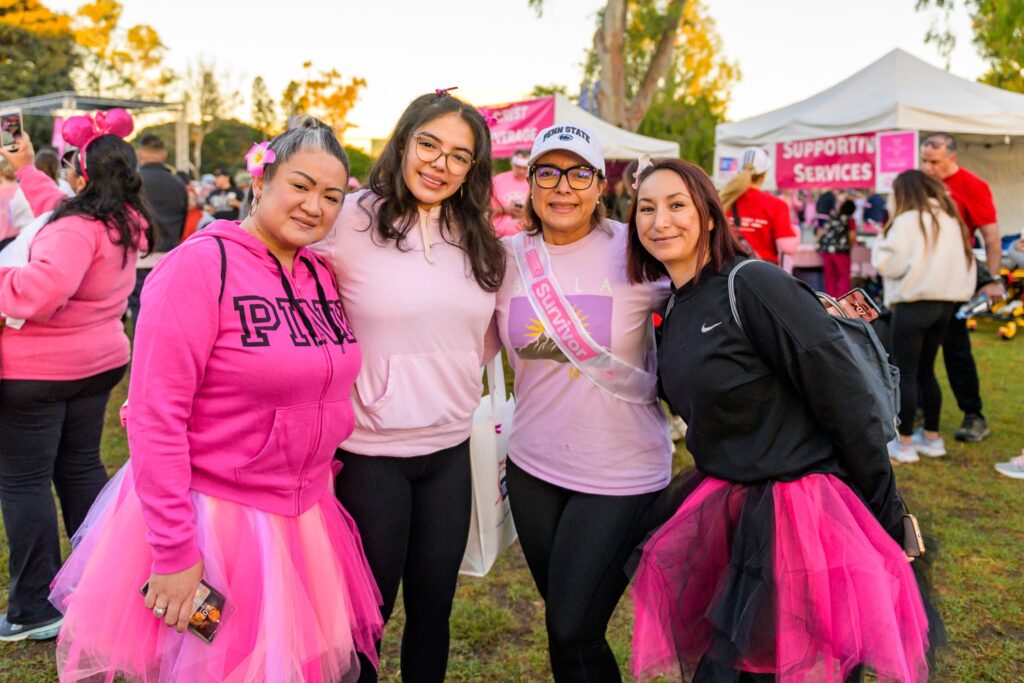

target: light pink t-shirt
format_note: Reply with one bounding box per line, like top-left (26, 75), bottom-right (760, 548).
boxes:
top-left (496, 220), bottom-right (673, 495)
top-left (491, 171), bottom-right (529, 238)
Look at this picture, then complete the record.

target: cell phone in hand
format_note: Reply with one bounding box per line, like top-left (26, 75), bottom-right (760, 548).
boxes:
top-left (826, 288), bottom-right (881, 322)
top-left (140, 579), bottom-right (227, 644)
top-left (903, 513), bottom-right (926, 558)
top-left (1, 110), bottom-right (23, 151)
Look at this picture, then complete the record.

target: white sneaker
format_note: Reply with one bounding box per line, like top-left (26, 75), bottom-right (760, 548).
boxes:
top-left (995, 452), bottom-right (1024, 480)
top-left (888, 439), bottom-right (920, 464)
top-left (911, 431), bottom-right (947, 458)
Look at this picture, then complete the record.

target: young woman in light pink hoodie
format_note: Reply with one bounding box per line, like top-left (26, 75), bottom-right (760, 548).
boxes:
top-left (313, 92), bottom-right (505, 682)
top-left (0, 127), bottom-right (153, 643)
top-left (48, 119), bottom-right (383, 682)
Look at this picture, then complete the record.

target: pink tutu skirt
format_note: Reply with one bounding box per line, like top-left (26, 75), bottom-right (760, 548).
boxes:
top-left (50, 462), bottom-right (383, 682)
top-left (631, 473), bottom-right (932, 683)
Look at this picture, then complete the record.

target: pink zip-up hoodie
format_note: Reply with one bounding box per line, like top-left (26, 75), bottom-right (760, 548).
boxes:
top-left (129, 220), bottom-right (361, 574)
top-left (0, 166), bottom-right (144, 380)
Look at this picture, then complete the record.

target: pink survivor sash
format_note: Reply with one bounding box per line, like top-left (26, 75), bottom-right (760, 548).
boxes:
top-left (511, 232), bottom-right (658, 404)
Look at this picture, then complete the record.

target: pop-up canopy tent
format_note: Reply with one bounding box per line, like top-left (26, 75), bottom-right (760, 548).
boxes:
top-left (483, 94), bottom-right (679, 160)
top-left (714, 49), bottom-right (1024, 233)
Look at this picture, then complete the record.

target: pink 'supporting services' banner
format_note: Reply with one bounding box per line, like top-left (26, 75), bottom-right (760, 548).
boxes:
top-left (482, 97), bottom-right (556, 158)
top-left (776, 133), bottom-right (876, 189)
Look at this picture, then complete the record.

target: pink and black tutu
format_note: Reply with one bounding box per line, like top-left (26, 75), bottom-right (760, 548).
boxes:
top-left (630, 472), bottom-right (934, 683)
top-left (49, 462), bottom-right (383, 682)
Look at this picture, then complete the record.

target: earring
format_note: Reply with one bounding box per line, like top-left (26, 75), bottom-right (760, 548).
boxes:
top-left (460, 185), bottom-right (464, 199)
top-left (249, 197), bottom-right (259, 217)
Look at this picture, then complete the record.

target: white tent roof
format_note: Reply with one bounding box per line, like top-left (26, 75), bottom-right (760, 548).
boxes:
top-left (717, 49), bottom-right (1024, 146)
top-left (552, 94), bottom-right (680, 158)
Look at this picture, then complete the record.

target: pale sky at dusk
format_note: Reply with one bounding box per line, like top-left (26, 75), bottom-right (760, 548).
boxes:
top-left (41, 0), bottom-right (989, 149)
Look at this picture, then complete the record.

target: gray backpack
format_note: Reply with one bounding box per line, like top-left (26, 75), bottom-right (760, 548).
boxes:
top-left (727, 260), bottom-right (901, 442)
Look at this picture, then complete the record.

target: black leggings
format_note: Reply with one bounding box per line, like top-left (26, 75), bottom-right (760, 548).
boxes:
top-left (507, 457), bottom-right (658, 683)
top-left (334, 440), bottom-right (472, 683)
top-left (891, 301), bottom-right (956, 436)
top-left (942, 312), bottom-right (983, 416)
top-left (0, 365), bottom-right (125, 624)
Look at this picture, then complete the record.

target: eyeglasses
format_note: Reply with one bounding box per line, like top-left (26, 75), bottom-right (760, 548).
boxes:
top-left (413, 135), bottom-right (474, 176)
top-left (531, 164), bottom-right (601, 190)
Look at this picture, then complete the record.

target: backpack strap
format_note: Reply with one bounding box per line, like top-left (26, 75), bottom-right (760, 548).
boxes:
top-left (214, 236), bottom-right (227, 304)
top-left (727, 258), bottom-right (761, 331)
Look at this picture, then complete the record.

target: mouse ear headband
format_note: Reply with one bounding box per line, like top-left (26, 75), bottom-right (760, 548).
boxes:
top-left (62, 108), bottom-right (134, 182)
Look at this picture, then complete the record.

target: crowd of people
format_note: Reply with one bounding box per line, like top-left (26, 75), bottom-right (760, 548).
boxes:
top-left (0, 88), bottom-right (1019, 682)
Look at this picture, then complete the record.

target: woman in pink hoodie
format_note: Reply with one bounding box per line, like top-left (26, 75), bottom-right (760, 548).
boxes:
top-left (312, 91), bottom-right (504, 682)
top-left (48, 118), bottom-right (383, 682)
top-left (0, 126), bottom-right (153, 643)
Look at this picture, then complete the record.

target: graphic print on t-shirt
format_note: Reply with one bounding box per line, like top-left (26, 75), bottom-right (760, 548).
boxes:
top-left (509, 295), bottom-right (612, 369)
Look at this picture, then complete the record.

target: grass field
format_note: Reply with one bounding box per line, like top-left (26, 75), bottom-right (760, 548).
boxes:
top-left (1, 318), bottom-right (1021, 682)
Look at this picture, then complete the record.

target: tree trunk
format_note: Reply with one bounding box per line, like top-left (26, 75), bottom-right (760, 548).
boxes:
top-left (593, 0), bottom-right (688, 133)
top-left (596, 0), bottom-right (627, 127)
top-left (192, 132), bottom-right (204, 176)
top-left (625, 0), bottom-right (687, 131)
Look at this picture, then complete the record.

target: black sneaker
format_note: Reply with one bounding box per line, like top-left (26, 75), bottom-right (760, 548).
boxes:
top-left (0, 614), bottom-right (63, 642)
top-left (954, 413), bottom-right (990, 442)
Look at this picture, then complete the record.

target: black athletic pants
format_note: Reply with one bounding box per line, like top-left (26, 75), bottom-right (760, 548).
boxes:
top-left (941, 313), bottom-right (984, 416)
top-left (891, 301), bottom-right (956, 436)
top-left (335, 440), bottom-right (472, 683)
top-left (507, 457), bottom-right (658, 683)
top-left (0, 365), bottom-right (125, 624)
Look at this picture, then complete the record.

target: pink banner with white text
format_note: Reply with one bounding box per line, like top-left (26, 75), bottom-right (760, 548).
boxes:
top-left (775, 133), bottom-right (877, 189)
top-left (481, 97), bottom-right (556, 158)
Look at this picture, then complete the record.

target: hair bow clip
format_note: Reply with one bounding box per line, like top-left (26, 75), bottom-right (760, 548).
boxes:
top-left (434, 86), bottom-right (458, 96)
top-left (478, 108), bottom-right (498, 126)
top-left (632, 153), bottom-right (654, 190)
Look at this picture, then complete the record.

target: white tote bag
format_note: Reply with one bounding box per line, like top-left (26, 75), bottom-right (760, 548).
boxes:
top-left (460, 357), bottom-right (517, 577)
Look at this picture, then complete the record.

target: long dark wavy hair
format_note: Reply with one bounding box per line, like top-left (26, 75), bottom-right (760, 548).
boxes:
top-left (887, 169), bottom-right (972, 264)
top-left (360, 92), bottom-right (505, 292)
top-left (50, 135), bottom-right (155, 266)
top-left (627, 158), bottom-right (740, 285)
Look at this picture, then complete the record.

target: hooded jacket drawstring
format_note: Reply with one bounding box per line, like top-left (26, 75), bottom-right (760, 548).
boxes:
top-left (300, 255), bottom-right (347, 345)
top-left (267, 252), bottom-right (321, 344)
top-left (418, 205), bottom-right (441, 265)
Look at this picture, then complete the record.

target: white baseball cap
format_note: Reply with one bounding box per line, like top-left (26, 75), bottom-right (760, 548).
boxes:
top-left (528, 123), bottom-right (605, 174)
top-left (740, 147), bottom-right (771, 175)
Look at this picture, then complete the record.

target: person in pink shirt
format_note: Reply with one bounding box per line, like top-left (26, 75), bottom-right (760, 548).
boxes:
top-left (47, 118), bottom-right (383, 681)
top-left (312, 91), bottom-right (504, 683)
top-left (494, 125), bottom-right (672, 681)
top-left (0, 120), bottom-right (153, 643)
top-left (490, 148), bottom-right (530, 237)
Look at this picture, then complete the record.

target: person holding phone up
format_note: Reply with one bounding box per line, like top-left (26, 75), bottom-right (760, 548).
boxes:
top-left (0, 116), bottom-right (152, 643)
top-left (626, 158), bottom-right (936, 683)
top-left (49, 119), bottom-right (383, 682)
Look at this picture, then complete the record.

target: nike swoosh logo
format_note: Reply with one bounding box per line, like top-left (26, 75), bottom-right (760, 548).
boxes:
top-left (701, 322), bottom-right (723, 333)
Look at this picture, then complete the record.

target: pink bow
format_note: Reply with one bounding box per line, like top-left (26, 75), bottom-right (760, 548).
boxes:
top-left (477, 108), bottom-right (497, 126)
top-left (61, 108), bottom-right (134, 182)
top-left (434, 86), bottom-right (458, 96)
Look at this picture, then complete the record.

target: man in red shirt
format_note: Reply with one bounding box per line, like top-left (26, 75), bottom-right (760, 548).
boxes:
top-left (921, 133), bottom-right (1004, 441)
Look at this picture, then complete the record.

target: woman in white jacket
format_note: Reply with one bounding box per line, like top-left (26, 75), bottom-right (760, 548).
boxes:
top-left (873, 169), bottom-right (975, 464)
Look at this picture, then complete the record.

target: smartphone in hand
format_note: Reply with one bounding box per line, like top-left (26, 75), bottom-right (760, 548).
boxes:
top-left (140, 579), bottom-right (227, 644)
top-left (1, 110), bottom-right (23, 151)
